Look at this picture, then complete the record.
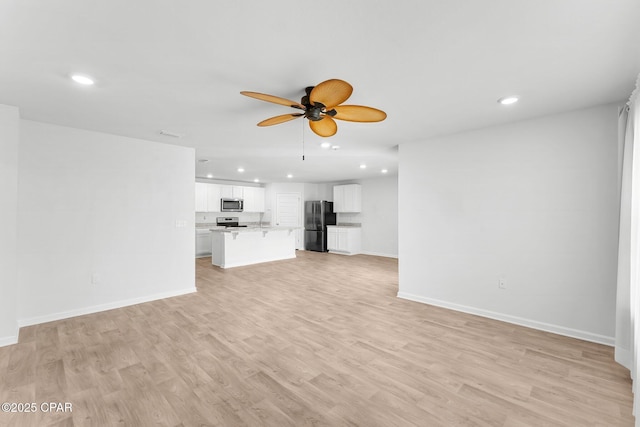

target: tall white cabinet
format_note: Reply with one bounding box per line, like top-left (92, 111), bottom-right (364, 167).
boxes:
top-left (333, 184), bottom-right (362, 213)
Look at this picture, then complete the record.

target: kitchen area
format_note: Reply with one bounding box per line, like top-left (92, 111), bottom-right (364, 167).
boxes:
top-left (196, 181), bottom-right (370, 267)
top-left (195, 182), bottom-right (297, 268)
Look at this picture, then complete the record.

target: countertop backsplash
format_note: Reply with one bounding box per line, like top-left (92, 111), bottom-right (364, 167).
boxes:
top-left (196, 211), bottom-right (361, 228)
top-left (195, 211), bottom-right (261, 226)
top-left (336, 212), bottom-right (362, 227)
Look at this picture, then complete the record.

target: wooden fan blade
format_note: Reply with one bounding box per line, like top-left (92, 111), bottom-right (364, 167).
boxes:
top-left (240, 91), bottom-right (305, 110)
top-left (309, 79), bottom-right (353, 109)
top-left (332, 105), bottom-right (387, 122)
top-left (257, 113), bottom-right (303, 127)
top-left (309, 116), bottom-right (338, 137)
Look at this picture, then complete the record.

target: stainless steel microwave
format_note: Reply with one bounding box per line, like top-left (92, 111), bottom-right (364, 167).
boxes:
top-left (221, 198), bottom-right (243, 212)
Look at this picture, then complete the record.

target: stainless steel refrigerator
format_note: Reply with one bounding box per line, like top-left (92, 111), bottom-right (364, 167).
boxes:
top-left (304, 201), bottom-right (337, 252)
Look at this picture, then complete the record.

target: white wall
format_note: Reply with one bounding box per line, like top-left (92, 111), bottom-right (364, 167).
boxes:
top-left (16, 121), bottom-right (196, 326)
top-left (0, 105), bottom-right (19, 345)
top-left (330, 176), bottom-right (399, 258)
top-left (303, 183), bottom-right (333, 202)
top-left (360, 176), bottom-right (398, 258)
top-left (398, 103), bottom-right (620, 344)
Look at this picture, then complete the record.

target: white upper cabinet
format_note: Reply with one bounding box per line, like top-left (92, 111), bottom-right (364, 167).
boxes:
top-left (243, 186), bottom-right (265, 212)
top-left (333, 184), bottom-right (362, 213)
top-left (220, 185), bottom-right (244, 199)
top-left (196, 183), bottom-right (222, 212)
top-left (206, 184), bottom-right (221, 212)
top-left (195, 182), bottom-right (208, 212)
top-left (196, 183), bottom-right (263, 212)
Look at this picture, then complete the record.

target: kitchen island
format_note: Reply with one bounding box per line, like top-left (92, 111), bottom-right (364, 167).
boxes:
top-left (210, 226), bottom-right (299, 268)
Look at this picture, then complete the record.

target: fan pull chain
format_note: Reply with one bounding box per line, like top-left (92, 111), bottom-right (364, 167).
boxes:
top-left (301, 117), bottom-right (305, 161)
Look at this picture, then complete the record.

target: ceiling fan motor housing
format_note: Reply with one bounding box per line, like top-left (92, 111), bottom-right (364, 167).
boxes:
top-left (301, 88), bottom-right (321, 121)
top-left (305, 104), bottom-right (324, 121)
top-left (302, 89), bottom-right (337, 121)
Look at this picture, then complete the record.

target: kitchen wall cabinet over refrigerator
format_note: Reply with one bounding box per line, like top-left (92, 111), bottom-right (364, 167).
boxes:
top-left (333, 184), bottom-right (362, 212)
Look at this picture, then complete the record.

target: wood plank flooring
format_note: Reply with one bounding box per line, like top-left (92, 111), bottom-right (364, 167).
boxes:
top-left (0, 251), bottom-right (634, 426)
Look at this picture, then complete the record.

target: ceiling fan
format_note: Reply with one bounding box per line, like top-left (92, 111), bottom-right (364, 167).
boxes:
top-left (240, 79), bottom-right (386, 137)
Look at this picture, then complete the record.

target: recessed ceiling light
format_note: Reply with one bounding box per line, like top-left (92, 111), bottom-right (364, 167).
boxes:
top-left (71, 74), bottom-right (94, 85)
top-left (253, 178), bottom-right (259, 183)
top-left (381, 169), bottom-right (388, 174)
top-left (360, 164), bottom-right (367, 169)
top-left (498, 96), bottom-right (519, 105)
top-left (331, 145), bottom-right (340, 150)
top-left (287, 174), bottom-right (293, 178)
top-left (237, 167), bottom-right (244, 173)
top-left (206, 174), bottom-right (213, 178)
top-left (320, 142), bottom-right (331, 149)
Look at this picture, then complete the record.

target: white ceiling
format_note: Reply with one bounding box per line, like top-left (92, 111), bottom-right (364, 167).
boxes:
top-left (1, 0), bottom-right (639, 183)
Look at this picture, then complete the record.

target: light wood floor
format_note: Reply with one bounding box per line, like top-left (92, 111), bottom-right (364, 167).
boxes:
top-left (0, 251), bottom-right (634, 426)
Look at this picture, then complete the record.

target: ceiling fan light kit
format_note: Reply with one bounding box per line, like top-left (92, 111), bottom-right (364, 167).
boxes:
top-left (241, 79), bottom-right (386, 137)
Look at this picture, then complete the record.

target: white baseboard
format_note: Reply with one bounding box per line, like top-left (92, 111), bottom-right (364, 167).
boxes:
top-left (0, 333), bottom-right (18, 347)
top-left (615, 347), bottom-right (632, 370)
top-left (397, 292), bottom-right (614, 346)
top-left (328, 250), bottom-right (357, 256)
top-left (17, 287), bottom-right (197, 328)
top-left (361, 251), bottom-right (398, 259)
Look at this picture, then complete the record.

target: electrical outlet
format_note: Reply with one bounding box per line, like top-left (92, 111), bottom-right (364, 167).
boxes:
top-left (498, 278), bottom-right (506, 290)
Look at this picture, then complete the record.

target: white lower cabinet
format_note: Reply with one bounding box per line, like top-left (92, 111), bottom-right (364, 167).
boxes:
top-left (195, 229), bottom-right (212, 257)
top-left (327, 226), bottom-right (361, 255)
